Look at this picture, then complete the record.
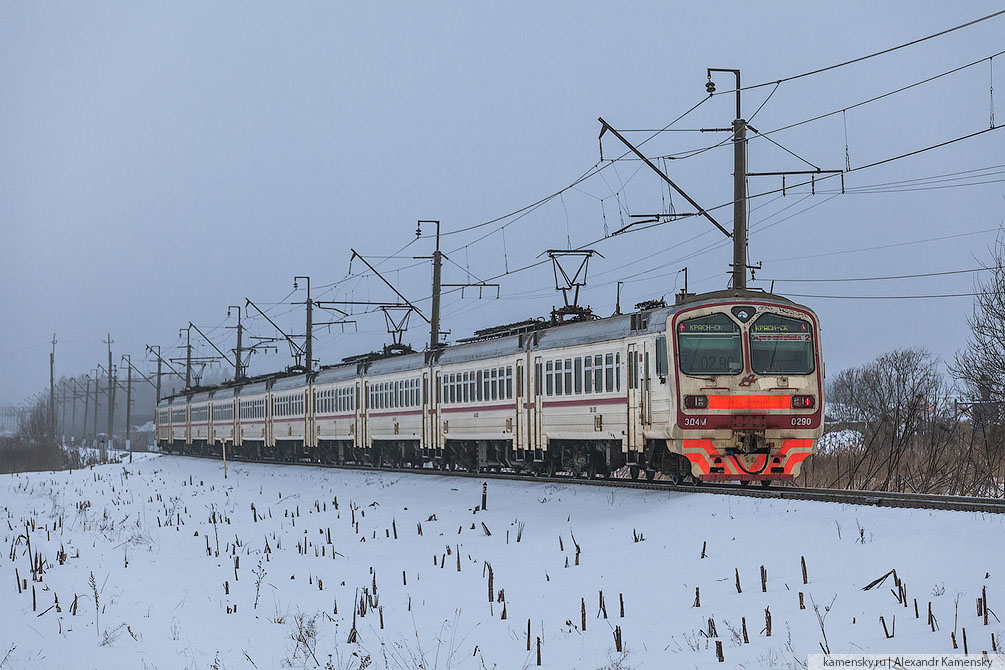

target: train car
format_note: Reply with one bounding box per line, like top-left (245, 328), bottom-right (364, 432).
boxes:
top-left (237, 380), bottom-right (268, 459)
top-left (312, 364), bottom-right (360, 463)
top-left (156, 288), bottom-right (823, 485)
top-left (272, 374), bottom-right (309, 461)
top-left (361, 352), bottom-right (426, 467)
top-left (170, 396), bottom-right (187, 451)
top-left (210, 386), bottom-right (237, 457)
top-left (659, 290), bottom-right (824, 485)
top-left (156, 404), bottom-right (171, 447)
top-left (188, 391), bottom-right (211, 453)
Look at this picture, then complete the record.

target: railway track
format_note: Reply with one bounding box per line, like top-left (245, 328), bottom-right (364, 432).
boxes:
top-left (166, 451), bottom-right (1005, 515)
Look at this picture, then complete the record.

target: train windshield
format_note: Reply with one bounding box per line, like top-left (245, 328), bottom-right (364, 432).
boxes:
top-left (749, 314), bottom-right (815, 374)
top-left (677, 313), bottom-right (742, 375)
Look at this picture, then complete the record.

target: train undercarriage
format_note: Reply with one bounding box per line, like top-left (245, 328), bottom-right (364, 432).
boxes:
top-left (158, 437), bottom-right (736, 485)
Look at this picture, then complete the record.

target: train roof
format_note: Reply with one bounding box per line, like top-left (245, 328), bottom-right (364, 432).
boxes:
top-left (156, 288), bottom-right (808, 404)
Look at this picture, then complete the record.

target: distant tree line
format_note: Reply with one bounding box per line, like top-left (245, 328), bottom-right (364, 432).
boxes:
top-left (801, 239), bottom-right (1005, 495)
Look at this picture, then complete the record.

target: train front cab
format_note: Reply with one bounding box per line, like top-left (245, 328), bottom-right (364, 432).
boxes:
top-left (669, 295), bottom-right (824, 484)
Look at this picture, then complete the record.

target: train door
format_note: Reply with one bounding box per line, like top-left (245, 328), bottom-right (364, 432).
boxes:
top-left (305, 388), bottom-right (312, 449)
top-left (627, 343), bottom-right (642, 451)
top-left (433, 371), bottom-right (442, 452)
top-left (421, 371), bottom-right (430, 454)
top-left (356, 381), bottom-right (367, 452)
top-left (267, 395), bottom-right (274, 449)
top-left (515, 359), bottom-right (524, 452)
top-left (642, 343), bottom-right (653, 429)
top-left (531, 355), bottom-right (542, 455)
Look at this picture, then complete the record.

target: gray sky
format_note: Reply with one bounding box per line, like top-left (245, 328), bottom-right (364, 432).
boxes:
top-left (2, 2), bottom-right (1004, 404)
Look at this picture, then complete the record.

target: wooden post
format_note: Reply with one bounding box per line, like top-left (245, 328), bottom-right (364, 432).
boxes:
top-left (765, 607), bottom-right (772, 637)
top-left (983, 586), bottom-right (988, 626)
top-left (536, 637), bottom-right (541, 666)
top-left (801, 555), bottom-right (807, 584)
top-left (716, 640), bottom-right (724, 662)
top-left (741, 616), bottom-right (749, 643)
top-left (527, 619), bottom-right (531, 651)
top-left (760, 565), bottom-right (767, 592)
top-left (735, 568), bottom-right (742, 593)
top-left (581, 597), bottom-right (587, 631)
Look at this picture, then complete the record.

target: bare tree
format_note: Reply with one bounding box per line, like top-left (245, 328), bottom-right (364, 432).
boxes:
top-left (950, 237), bottom-right (1005, 495)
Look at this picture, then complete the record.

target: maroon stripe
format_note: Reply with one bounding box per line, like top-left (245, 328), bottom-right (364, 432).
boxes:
top-left (441, 403), bottom-right (512, 414)
top-left (542, 396), bottom-right (626, 408)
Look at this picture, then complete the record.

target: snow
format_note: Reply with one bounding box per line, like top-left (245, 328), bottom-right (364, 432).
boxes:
top-left (2, 456), bottom-right (1003, 669)
top-left (816, 429), bottom-right (863, 454)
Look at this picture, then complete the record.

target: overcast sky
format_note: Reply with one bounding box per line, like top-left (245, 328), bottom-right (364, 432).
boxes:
top-left (2, 2), bottom-right (1003, 405)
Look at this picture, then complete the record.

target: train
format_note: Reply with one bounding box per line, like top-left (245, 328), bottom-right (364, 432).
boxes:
top-left (156, 288), bottom-right (824, 485)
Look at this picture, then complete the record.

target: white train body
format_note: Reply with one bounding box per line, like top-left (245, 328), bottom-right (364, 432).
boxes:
top-left (158, 289), bottom-right (824, 483)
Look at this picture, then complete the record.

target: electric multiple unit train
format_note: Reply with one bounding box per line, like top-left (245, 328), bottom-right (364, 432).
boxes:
top-left (157, 288), bottom-right (824, 485)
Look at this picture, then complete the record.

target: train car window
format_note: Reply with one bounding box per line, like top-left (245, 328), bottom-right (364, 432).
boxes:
top-left (605, 354), bottom-right (615, 392)
top-left (475, 370), bottom-right (482, 401)
top-left (483, 369), bottom-right (490, 400)
top-left (677, 313), bottom-right (743, 375)
top-left (506, 366), bottom-right (513, 399)
top-left (628, 352), bottom-right (637, 390)
top-left (490, 368), bottom-right (498, 400)
top-left (750, 314), bottom-right (815, 375)
top-left (584, 356), bottom-right (593, 393)
top-left (545, 361), bottom-right (553, 396)
top-left (554, 360), bottom-right (563, 395)
top-left (468, 374), bottom-right (475, 403)
top-left (644, 351), bottom-right (650, 390)
top-left (459, 372), bottom-right (466, 403)
top-left (535, 362), bottom-right (542, 396)
top-left (574, 358), bottom-right (582, 394)
top-left (516, 366), bottom-right (523, 397)
top-left (564, 359), bottom-right (573, 396)
top-left (594, 355), bottom-right (603, 392)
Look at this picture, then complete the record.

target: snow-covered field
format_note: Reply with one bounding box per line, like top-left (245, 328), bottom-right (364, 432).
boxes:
top-left (2, 455), bottom-right (1003, 669)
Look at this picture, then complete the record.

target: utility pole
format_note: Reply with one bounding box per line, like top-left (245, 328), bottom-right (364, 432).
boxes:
top-left (70, 379), bottom-right (79, 443)
top-left (145, 344), bottom-right (186, 401)
top-left (106, 333), bottom-right (114, 452)
top-left (59, 381), bottom-right (67, 442)
top-left (294, 277), bottom-right (314, 371)
top-left (227, 306), bottom-right (244, 380)
top-left (183, 327), bottom-right (192, 389)
top-left (123, 355), bottom-right (133, 463)
top-left (82, 376), bottom-right (91, 444)
top-left (155, 350), bottom-right (162, 400)
top-left (417, 220), bottom-right (443, 350)
top-left (49, 334), bottom-right (56, 447)
top-left (92, 368), bottom-right (100, 446)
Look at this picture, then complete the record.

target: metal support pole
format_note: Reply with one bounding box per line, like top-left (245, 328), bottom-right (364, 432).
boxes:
top-left (422, 220), bottom-right (442, 350)
top-left (124, 355), bottom-right (133, 463)
top-left (106, 333), bottom-right (114, 454)
top-left (92, 369), bottom-right (99, 447)
top-left (82, 376), bottom-right (90, 443)
top-left (49, 334), bottom-right (56, 447)
top-left (732, 118), bottom-right (748, 290)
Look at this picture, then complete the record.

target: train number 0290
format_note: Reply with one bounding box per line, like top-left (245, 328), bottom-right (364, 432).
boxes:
top-left (791, 417), bottom-right (813, 427)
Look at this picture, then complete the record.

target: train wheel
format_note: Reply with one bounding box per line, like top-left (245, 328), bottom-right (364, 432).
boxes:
top-left (760, 480), bottom-right (772, 488)
top-left (629, 465), bottom-right (641, 481)
top-left (740, 480), bottom-right (751, 487)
